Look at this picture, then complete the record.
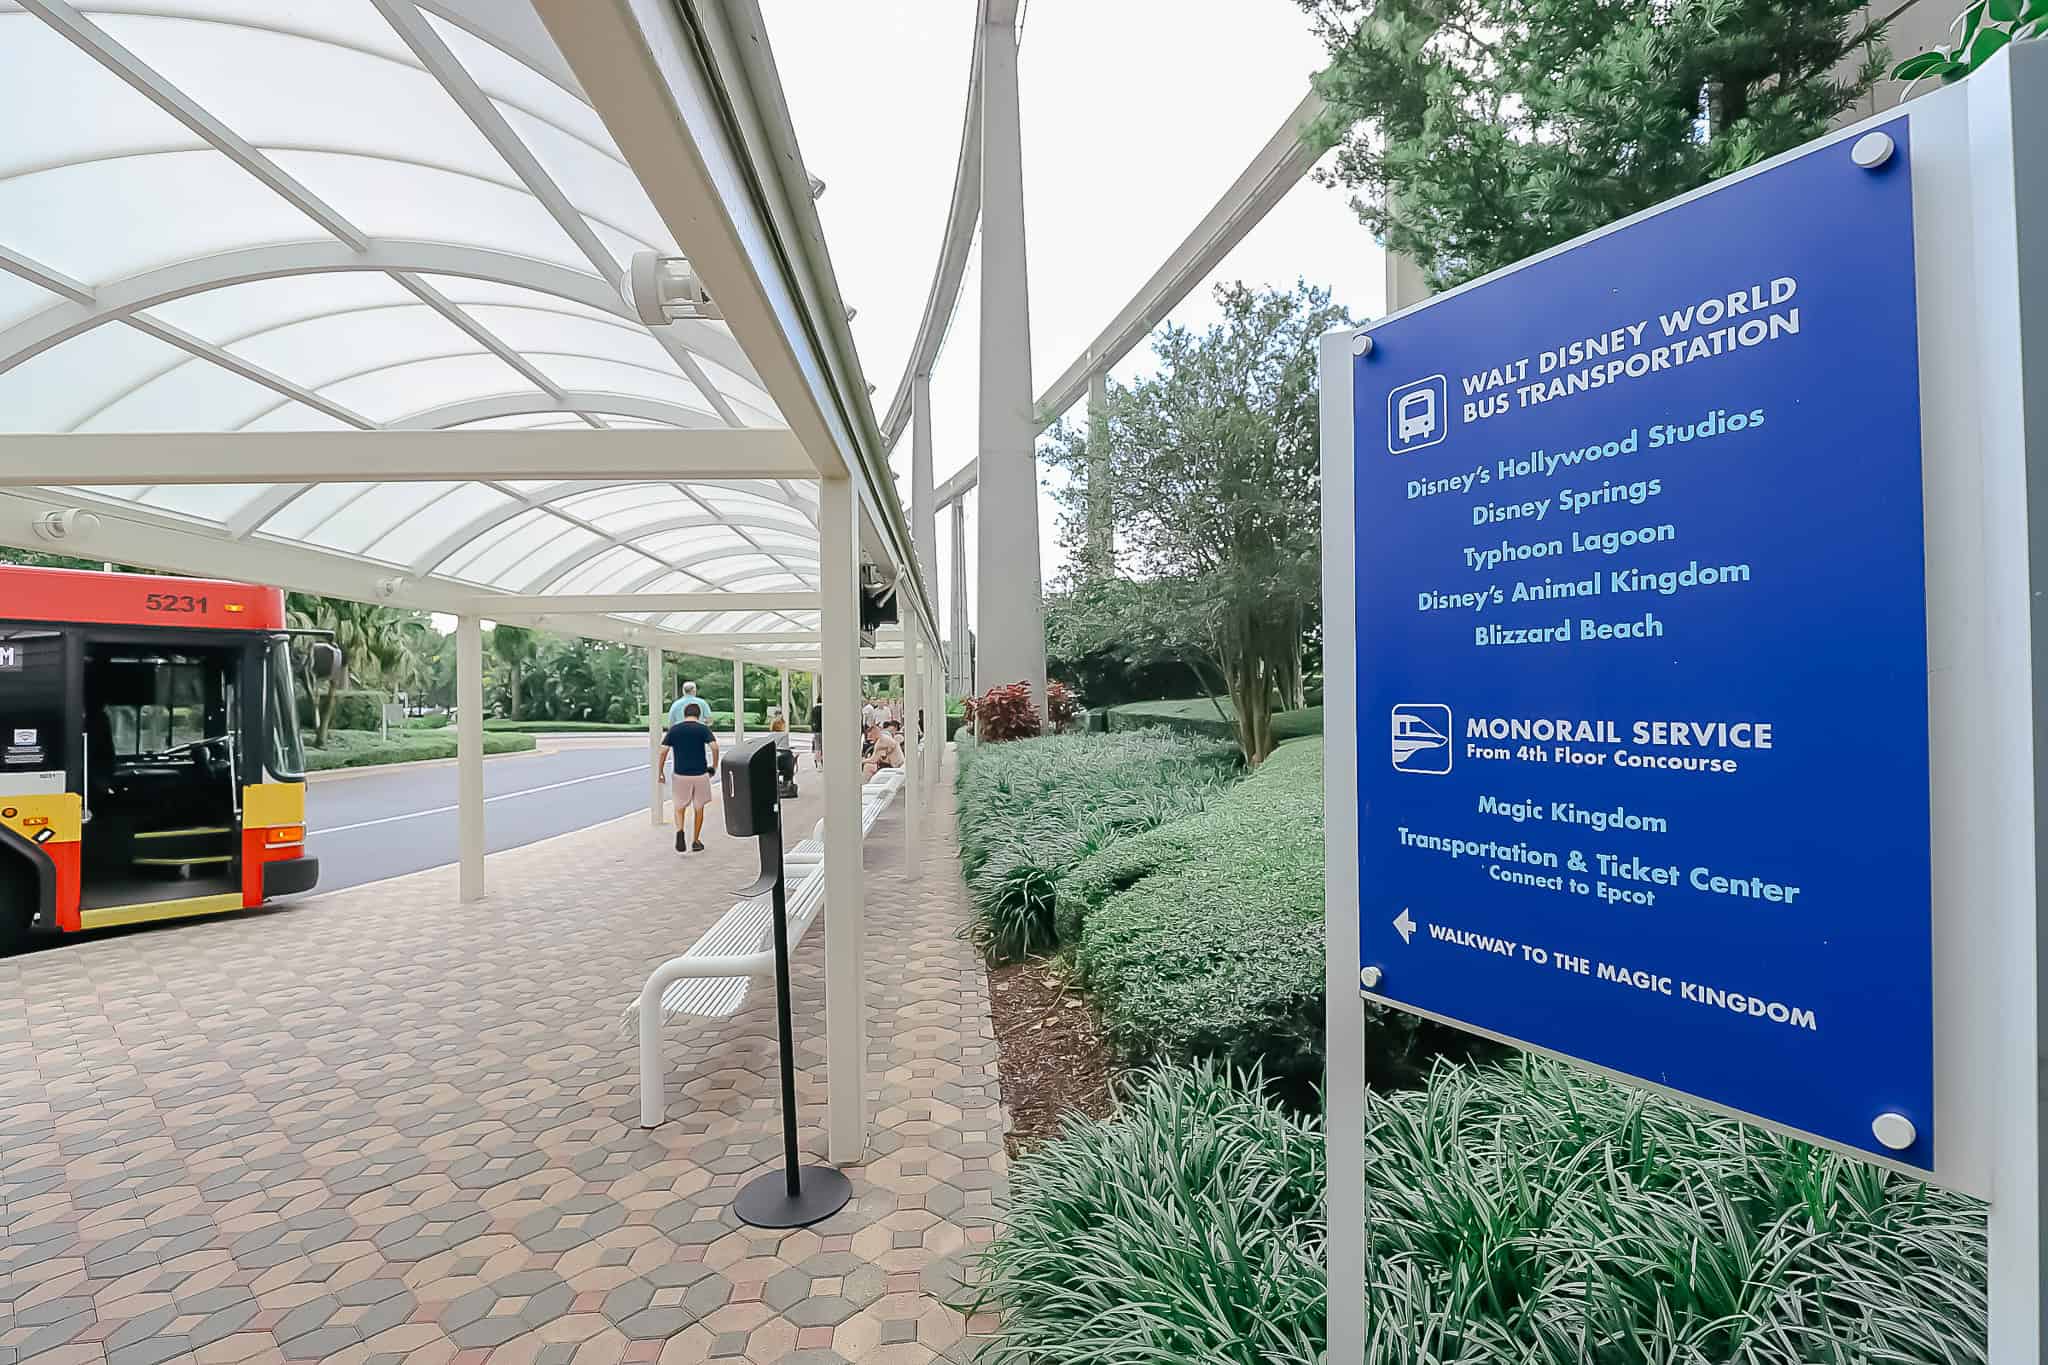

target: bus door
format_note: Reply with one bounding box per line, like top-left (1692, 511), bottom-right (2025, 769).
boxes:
top-left (80, 638), bottom-right (243, 913)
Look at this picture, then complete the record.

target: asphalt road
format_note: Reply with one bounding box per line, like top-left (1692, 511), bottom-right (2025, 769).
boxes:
top-left (305, 736), bottom-right (659, 894)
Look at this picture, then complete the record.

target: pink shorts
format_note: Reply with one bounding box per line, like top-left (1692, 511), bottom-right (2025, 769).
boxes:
top-left (671, 774), bottom-right (713, 810)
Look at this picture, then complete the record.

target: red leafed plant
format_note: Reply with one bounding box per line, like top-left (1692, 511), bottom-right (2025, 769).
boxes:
top-left (1047, 681), bottom-right (1081, 732)
top-left (967, 681), bottom-right (1043, 742)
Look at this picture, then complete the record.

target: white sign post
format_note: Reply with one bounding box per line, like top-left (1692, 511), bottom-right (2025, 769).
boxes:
top-left (1322, 44), bottom-right (2046, 1362)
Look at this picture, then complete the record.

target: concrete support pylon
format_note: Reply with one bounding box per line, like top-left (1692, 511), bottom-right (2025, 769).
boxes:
top-left (948, 501), bottom-right (971, 699)
top-left (976, 9), bottom-right (1047, 720)
top-left (1086, 371), bottom-right (1112, 576)
top-left (457, 614), bottom-right (484, 902)
top-left (732, 658), bottom-right (746, 742)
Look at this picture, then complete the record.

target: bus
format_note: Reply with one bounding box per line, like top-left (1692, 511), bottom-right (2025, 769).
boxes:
top-left (0, 565), bottom-right (319, 951)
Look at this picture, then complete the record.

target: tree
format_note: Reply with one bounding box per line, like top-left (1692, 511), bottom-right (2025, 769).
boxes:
top-left (283, 595), bottom-right (422, 745)
top-left (1300, 0), bottom-right (1884, 291)
top-left (490, 623), bottom-right (538, 722)
top-left (1045, 282), bottom-right (1346, 765)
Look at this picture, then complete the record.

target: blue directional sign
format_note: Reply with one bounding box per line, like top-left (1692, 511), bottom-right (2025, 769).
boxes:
top-left (1352, 119), bottom-right (1933, 1167)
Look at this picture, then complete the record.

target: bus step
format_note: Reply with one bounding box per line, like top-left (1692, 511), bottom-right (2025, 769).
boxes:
top-left (132, 855), bottom-right (234, 866)
top-left (133, 827), bottom-right (234, 839)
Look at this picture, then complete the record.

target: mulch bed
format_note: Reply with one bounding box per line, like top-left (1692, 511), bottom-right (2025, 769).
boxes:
top-left (987, 956), bottom-right (1119, 1157)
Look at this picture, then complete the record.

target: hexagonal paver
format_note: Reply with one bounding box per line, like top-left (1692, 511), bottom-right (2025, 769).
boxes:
top-left (439, 1270), bottom-right (576, 1348)
top-left (370, 1202), bottom-right (493, 1262)
top-left (1, 752), bottom-right (998, 1364)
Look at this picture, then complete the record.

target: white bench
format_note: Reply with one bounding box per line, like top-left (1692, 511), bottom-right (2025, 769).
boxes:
top-left (627, 861), bottom-right (828, 1127)
top-left (787, 769), bottom-right (904, 868)
top-left (626, 767), bottom-right (908, 1129)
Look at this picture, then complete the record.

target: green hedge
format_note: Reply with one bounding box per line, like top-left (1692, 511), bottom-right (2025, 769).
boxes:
top-left (953, 731), bottom-right (1240, 961)
top-left (404, 713), bottom-right (450, 730)
top-left (485, 719), bottom-right (648, 733)
top-left (971, 1063), bottom-right (1323, 1364)
top-left (1069, 740), bottom-right (1326, 1087)
top-left (976, 1060), bottom-right (1986, 1365)
top-left (300, 688), bottom-right (387, 733)
top-left (1106, 698), bottom-right (1323, 744)
top-left (303, 729), bottom-right (536, 771)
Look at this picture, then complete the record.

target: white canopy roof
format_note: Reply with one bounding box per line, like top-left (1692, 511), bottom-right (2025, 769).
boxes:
top-left (0, 0), bottom-right (899, 649)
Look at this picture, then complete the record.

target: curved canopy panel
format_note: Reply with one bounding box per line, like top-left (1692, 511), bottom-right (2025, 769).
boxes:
top-left (0, 0), bottom-right (829, 643)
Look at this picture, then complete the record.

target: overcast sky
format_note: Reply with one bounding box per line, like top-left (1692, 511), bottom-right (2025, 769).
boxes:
top-left (761, 0), bottom-right (1385, 632)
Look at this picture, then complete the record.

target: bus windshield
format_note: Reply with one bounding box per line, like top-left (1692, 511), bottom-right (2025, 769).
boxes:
top-left (266, 638), bottom-right (306, 780)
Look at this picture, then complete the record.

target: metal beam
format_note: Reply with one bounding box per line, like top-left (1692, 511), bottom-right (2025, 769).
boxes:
top-left (0, 240), bottom-right (696, 376)
top-left (23, 0), bottom-right (371, 249)
top-left (878, 16), bottom-right (985, 447)
top-left (0, 430), bottom-right (815, 486)
top-left (389, 391), bottom-right (723, 431)
top-left (534, 0), bottom-right (938, 651)
top-left (1034, 90), bottom-right (1328, 426)
top-left (461, 591), bottom-right (820, 614)
top-left (930, 88), bottom-right (1331, 510)
top-left (118, 315), bottom-right (379, 430)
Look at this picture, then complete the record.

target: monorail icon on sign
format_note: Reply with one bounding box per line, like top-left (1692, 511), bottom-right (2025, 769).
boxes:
top-left (1391, 703), bottom-right (1452, 774)
top-left (1387, 375), bottom-right (1448, 454)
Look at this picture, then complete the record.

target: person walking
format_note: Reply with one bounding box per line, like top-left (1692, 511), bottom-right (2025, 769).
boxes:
top-left (658, 705), bottom-right (720, 853)
top-left (809, 699), bottom-right (824, 769)
top-left (667, 679), bottom-right (701, 726)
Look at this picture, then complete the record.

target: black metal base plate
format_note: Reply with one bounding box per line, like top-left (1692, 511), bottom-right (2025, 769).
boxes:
top-left (732, 1164), bottom-right (851, 1229)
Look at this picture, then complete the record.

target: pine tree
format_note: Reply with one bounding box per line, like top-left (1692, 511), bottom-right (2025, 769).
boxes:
top-left (1301, 0), bottom-right (1886, 290)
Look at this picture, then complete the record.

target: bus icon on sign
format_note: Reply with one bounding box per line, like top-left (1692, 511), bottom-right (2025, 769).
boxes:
top-left (1387, 375), bottom-right (1448, 454)
top-left (1391, 703), bottom-right (1452, 774)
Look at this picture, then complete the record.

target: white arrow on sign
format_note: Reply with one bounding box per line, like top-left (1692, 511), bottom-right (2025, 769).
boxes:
top-left (1393, 909), bottom-right (1416, 944)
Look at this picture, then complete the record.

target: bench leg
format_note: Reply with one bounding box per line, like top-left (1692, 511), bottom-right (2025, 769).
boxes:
top-left (639, 980), bottom-right (667, 1128)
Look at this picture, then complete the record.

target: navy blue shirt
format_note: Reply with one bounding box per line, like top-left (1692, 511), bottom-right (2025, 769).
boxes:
top-left (663, 719), bottom-right (716, 776)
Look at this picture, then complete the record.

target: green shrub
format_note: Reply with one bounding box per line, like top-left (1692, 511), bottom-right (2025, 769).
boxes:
top-left (971, 1062), bottom-right (1324, 1365)
top-left (1073, 741), bottom-right (1326, 1088)
top-left (299, 688), bottom-right (387, 732)
top-left (1106, 698), bottom-right (1324, 745)
top-left (952, 731), bottom-right (1239, 961)
top-left (1361, 1057), bottom-right (1988, 1363)
top-left (404, 713), bottom-right (449, 730)
top-left (484, 718), bottom-right (649, 733)
top-left (302, 729), bottom-right (535, 770)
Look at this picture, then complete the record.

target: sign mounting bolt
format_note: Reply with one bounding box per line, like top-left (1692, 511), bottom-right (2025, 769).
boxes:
top-left (1360, 965), bottom-right (1383, 991)
top-left (1851, 132), bottom-right (1894, 170)
top-left (1870, 1111), bottom-right (1916, 1151)
top-left (1352, 333), bottom-right (1374, 357)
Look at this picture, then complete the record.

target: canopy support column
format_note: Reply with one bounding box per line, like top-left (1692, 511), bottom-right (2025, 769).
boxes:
top-left (928, 650), bottom-right (944, 796)
top-left (948, 500), bottom-right (971, 698)
top-left (779, 668), bottom-right (791, 726)
top-left (976, 9), bottom-right (1046, 719)
top-left (457, 614), bottom-right (484, 902)
top-left (820, 475), bottom-right (867, 1163)
top-left (904, 636), bottom-right (923, 879)
top-left (732, 659), bottom-right (746, 741)
top-left (648, 645), bottom-right (665, 826)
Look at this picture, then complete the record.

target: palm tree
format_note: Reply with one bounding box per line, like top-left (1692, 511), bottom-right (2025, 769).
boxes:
top-left (491, 623), bottom-right (539, 721)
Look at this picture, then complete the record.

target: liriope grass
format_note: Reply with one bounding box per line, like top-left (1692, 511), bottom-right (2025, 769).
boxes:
top-left (974, 1060), bottom-right (1988, 1365)
top-left (970, 1061), bottom-right (1325, 1365)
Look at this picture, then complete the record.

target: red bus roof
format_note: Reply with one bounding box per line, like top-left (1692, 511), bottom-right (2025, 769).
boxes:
top-left (0, 564), bottom-right (288, 632)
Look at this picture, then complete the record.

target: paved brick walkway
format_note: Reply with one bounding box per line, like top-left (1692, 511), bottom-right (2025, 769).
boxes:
top-left (0, 760), bottom-right (1004, 1364)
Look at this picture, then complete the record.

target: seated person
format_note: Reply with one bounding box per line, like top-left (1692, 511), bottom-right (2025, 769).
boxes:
top-left (861, 722), bottom-right (904, 780)
top-left (769, 709), bottom-right (798, 789)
